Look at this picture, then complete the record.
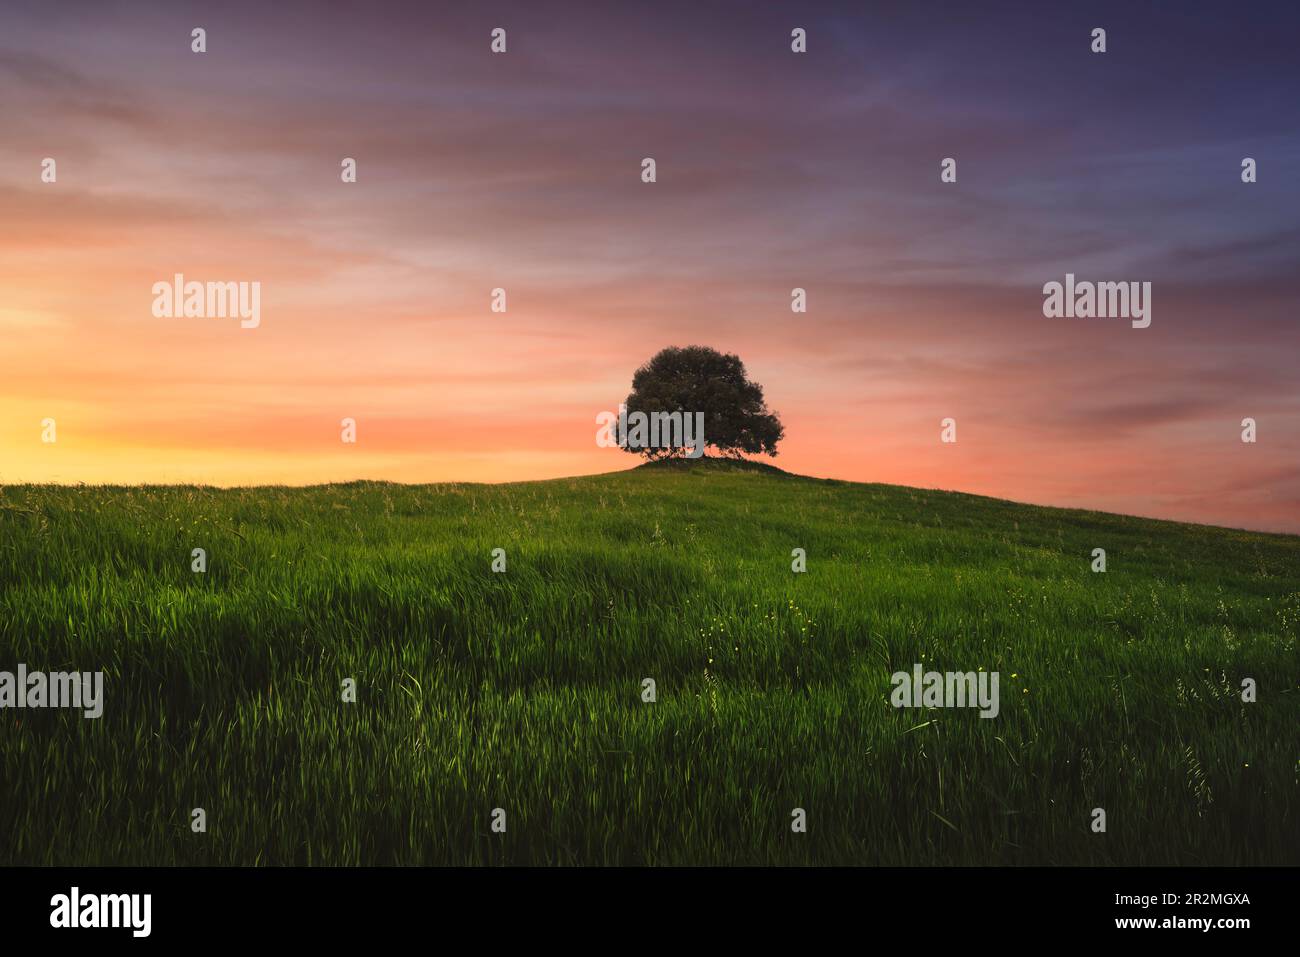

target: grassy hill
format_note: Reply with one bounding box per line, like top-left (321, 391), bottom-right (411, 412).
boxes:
top-left (1, 461), bottom-right (1296, 865)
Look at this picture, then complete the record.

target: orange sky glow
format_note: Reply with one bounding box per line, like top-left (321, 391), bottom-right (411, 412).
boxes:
top-left (2, 2), bottom-right (1297, 533)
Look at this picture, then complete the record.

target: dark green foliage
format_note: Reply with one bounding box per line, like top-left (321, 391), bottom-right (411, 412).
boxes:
top-left (613, 346), bottom-right (784, 459)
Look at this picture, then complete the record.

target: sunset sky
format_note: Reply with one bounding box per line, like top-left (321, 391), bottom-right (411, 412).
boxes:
top-left (2, 0), bottom-right (1298, 531)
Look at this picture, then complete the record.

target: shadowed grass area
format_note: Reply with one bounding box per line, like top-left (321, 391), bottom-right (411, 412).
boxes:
top-left (1, 461), bottom-right (1297, 865)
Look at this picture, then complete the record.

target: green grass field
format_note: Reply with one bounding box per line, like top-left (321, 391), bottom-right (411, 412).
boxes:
top-left (1, 460), bottom-right (1296, 865)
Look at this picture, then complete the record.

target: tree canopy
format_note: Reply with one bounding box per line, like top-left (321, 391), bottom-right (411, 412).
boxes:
top-left (613, 345), bottom-right (784, 460)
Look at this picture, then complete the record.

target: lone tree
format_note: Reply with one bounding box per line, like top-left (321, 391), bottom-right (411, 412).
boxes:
top-left (613, 345), bottom-right (784, 460)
